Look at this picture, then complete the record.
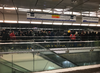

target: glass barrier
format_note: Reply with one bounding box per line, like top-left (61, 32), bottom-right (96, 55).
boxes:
top-left (0, 41), bottom-right (100, 73)
top-left (39, 41), bottom-right (100, 48)
top-left (0, 52), bottom-right (61, 73)
top-left (0, 62), bottom-right (23, 73)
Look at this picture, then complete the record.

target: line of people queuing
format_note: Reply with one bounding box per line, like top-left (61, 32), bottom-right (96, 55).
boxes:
top-left (0, 29), bottom-right (100, 41)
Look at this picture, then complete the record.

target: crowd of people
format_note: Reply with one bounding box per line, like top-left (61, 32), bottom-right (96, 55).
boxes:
top-left (0, 29), bottom-right (100, 41)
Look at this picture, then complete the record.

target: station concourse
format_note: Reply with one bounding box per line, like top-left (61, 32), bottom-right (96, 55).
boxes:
top-left (0, 0), bottom-right (100, 73)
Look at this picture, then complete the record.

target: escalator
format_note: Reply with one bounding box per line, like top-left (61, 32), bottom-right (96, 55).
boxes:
top-left (0, 58), bottom-right (31, 73)
top-left (34, 43), bottom-right (77, 68)
top-left (40, 52), bottom-right (76, 68)
top-left (59, 51), bottom-right (100, 66)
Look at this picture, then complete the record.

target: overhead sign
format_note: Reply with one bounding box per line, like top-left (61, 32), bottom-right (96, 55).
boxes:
top-left (82, 16), bottom-right (99, 23)
top-left (27, 12), bottom-right (76, 22)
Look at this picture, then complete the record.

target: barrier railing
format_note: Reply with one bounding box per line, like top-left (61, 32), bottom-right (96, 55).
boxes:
top-left (0, 36), bottom-right (99, 42)
top-left (0, 41), bottom-right (100, 72)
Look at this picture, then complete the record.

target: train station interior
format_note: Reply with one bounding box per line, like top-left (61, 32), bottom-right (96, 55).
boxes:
top-left (0, 0), bottom-right (100, 73)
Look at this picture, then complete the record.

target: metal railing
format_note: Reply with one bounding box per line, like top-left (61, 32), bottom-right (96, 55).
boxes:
top-left (0, 36), bottom-right (99, 42)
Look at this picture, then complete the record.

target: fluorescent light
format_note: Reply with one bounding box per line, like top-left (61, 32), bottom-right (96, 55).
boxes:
top-left (64, 12), bottom-right (69, 14)
top-left (43, 8), bottom-right (51, 12)
top-left (4, 21), bottom-right (17, 23)
top-left (43, 10), bottom-right (50, 12)
top-left (97, 25), bottom-right (100, 26)
top-left (63, 23), bottom-right (71, 25)
top-left (73, 23), bottom-right (80, 25)
top-left (44, 10), bottom-right (52, 13)
top-left (82, 14), bottom-right (89, 16)
top-left (31, 22), bottom-right (41, 24)
top-left (64, 11), bottom-right (72, 14)
top-left (4, 7), bottom-right (17, 10)
top-left (0, 20), bottom-right (3, 22)
top-left (54, 8), bottom-right (63, 11)
top-left (81, 24), bottom-right (89, 26)
top-left (49, 11), bottom-right (52, 13)
top-left (73, 12), bottom-right (81, 15)
top-left (98, 15), bottom-right (100, 17)
top-left (18, 21), bottom-right (30, 23)
top-left (0, 7), bottom-right (3, 9)
top-left (90, 14), bottom-right (96, 16)
top-left (89, 24), bottom-right (97, 26)
top-left (53, 23), bottom-right (62, 25)
top-left (43, 22), bottom-right (52, 24)
top-left (90, 12), bottom-right (96, 14)
top-left (54, 11), bottom-right (62, 14)
top-left (34, 9), bottom-right (42, 12)
top-left (82, 11), bottom-right (89, 13)
top-left (18, 8), bottom-right (30, 12)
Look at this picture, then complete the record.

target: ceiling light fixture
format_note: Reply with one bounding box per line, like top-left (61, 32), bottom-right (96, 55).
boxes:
top-left (43, 22), bottom-right (52, 24)
top-left (64, 11), bottom-right (72, 14)
top-left (89, 24), bottom-right (97, 26)
top-left (43, 8), bottom-right (51, 12)
top-left (54, 8), bottom-right (63, 11)
top-left (4, 21), bottom-right (17, 23)
top-left (54, 11), bottom-right (62, 14)
top-left (53, 23), bottom-right (62, 25)
top-left (81, 24), bottom-right (89, 26)
top-left (82, 14), bottom-right (89, 16)
top-left (82, 11), bottom-right (89, 13)
top-left (34, 9), bottom-right (42, 12)
top-left (43, 10), bottom-right (50, 12)
top-left (73, 23), bottom-right (80, 25)
top-left (4, 7), bottom-right (17, 10)
top-left (0, 7), bottom-right (3, 9)
top-left (0, 20), bottom-right (3, 22)
top-left (18, 8), bottom-right (30, 12)
top-left (73, 12), bottom-right (81, 15)
top-left (97, 24), bottom-right (100, 26)
top-left (31, 22), bottom-right (41, 24)
top-left (90, 14), bottom-right (96, 16)
top-left (18, 21), bottom-right (30, 23)
top-left (63, 23), bottom-right (72, 25)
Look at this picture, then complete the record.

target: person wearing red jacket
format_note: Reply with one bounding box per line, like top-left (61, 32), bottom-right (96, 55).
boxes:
top-left (70, 32), bottom-right (76, 41)
top-left (9, 31), bottom-right (16, 40)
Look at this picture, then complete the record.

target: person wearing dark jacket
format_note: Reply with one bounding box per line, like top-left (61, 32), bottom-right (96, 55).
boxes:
top-left (2, 31), bottom-right (10, 40)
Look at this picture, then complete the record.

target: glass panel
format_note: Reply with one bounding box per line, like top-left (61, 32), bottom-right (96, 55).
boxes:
top-left (0, 53), bottom-right (31, 73)
top-left (0, 63), bottom-right (22, 73)
top-left (0, 41), bottom-right (100, 72)
top-left (34, 53), bottom-right (61, 71)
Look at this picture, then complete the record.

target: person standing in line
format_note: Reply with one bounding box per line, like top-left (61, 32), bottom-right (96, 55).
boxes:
top-left (70, 31), bottom-right (76, 41)
top-left (9, 31), bottom-right (16, 40)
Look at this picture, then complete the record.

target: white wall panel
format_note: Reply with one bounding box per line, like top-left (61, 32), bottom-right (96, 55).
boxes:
top-left (0, 13), bottom-right (3, 20)
top-left (19, 14), bottom-right (29, 21)
top-left (4, 14), bottom-right (17, 21)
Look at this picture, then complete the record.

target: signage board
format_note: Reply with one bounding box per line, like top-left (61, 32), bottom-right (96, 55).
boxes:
top-left (27, 12), bottom-right (76, 22)
top-left (82, 16), bottom-right (99, 23)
